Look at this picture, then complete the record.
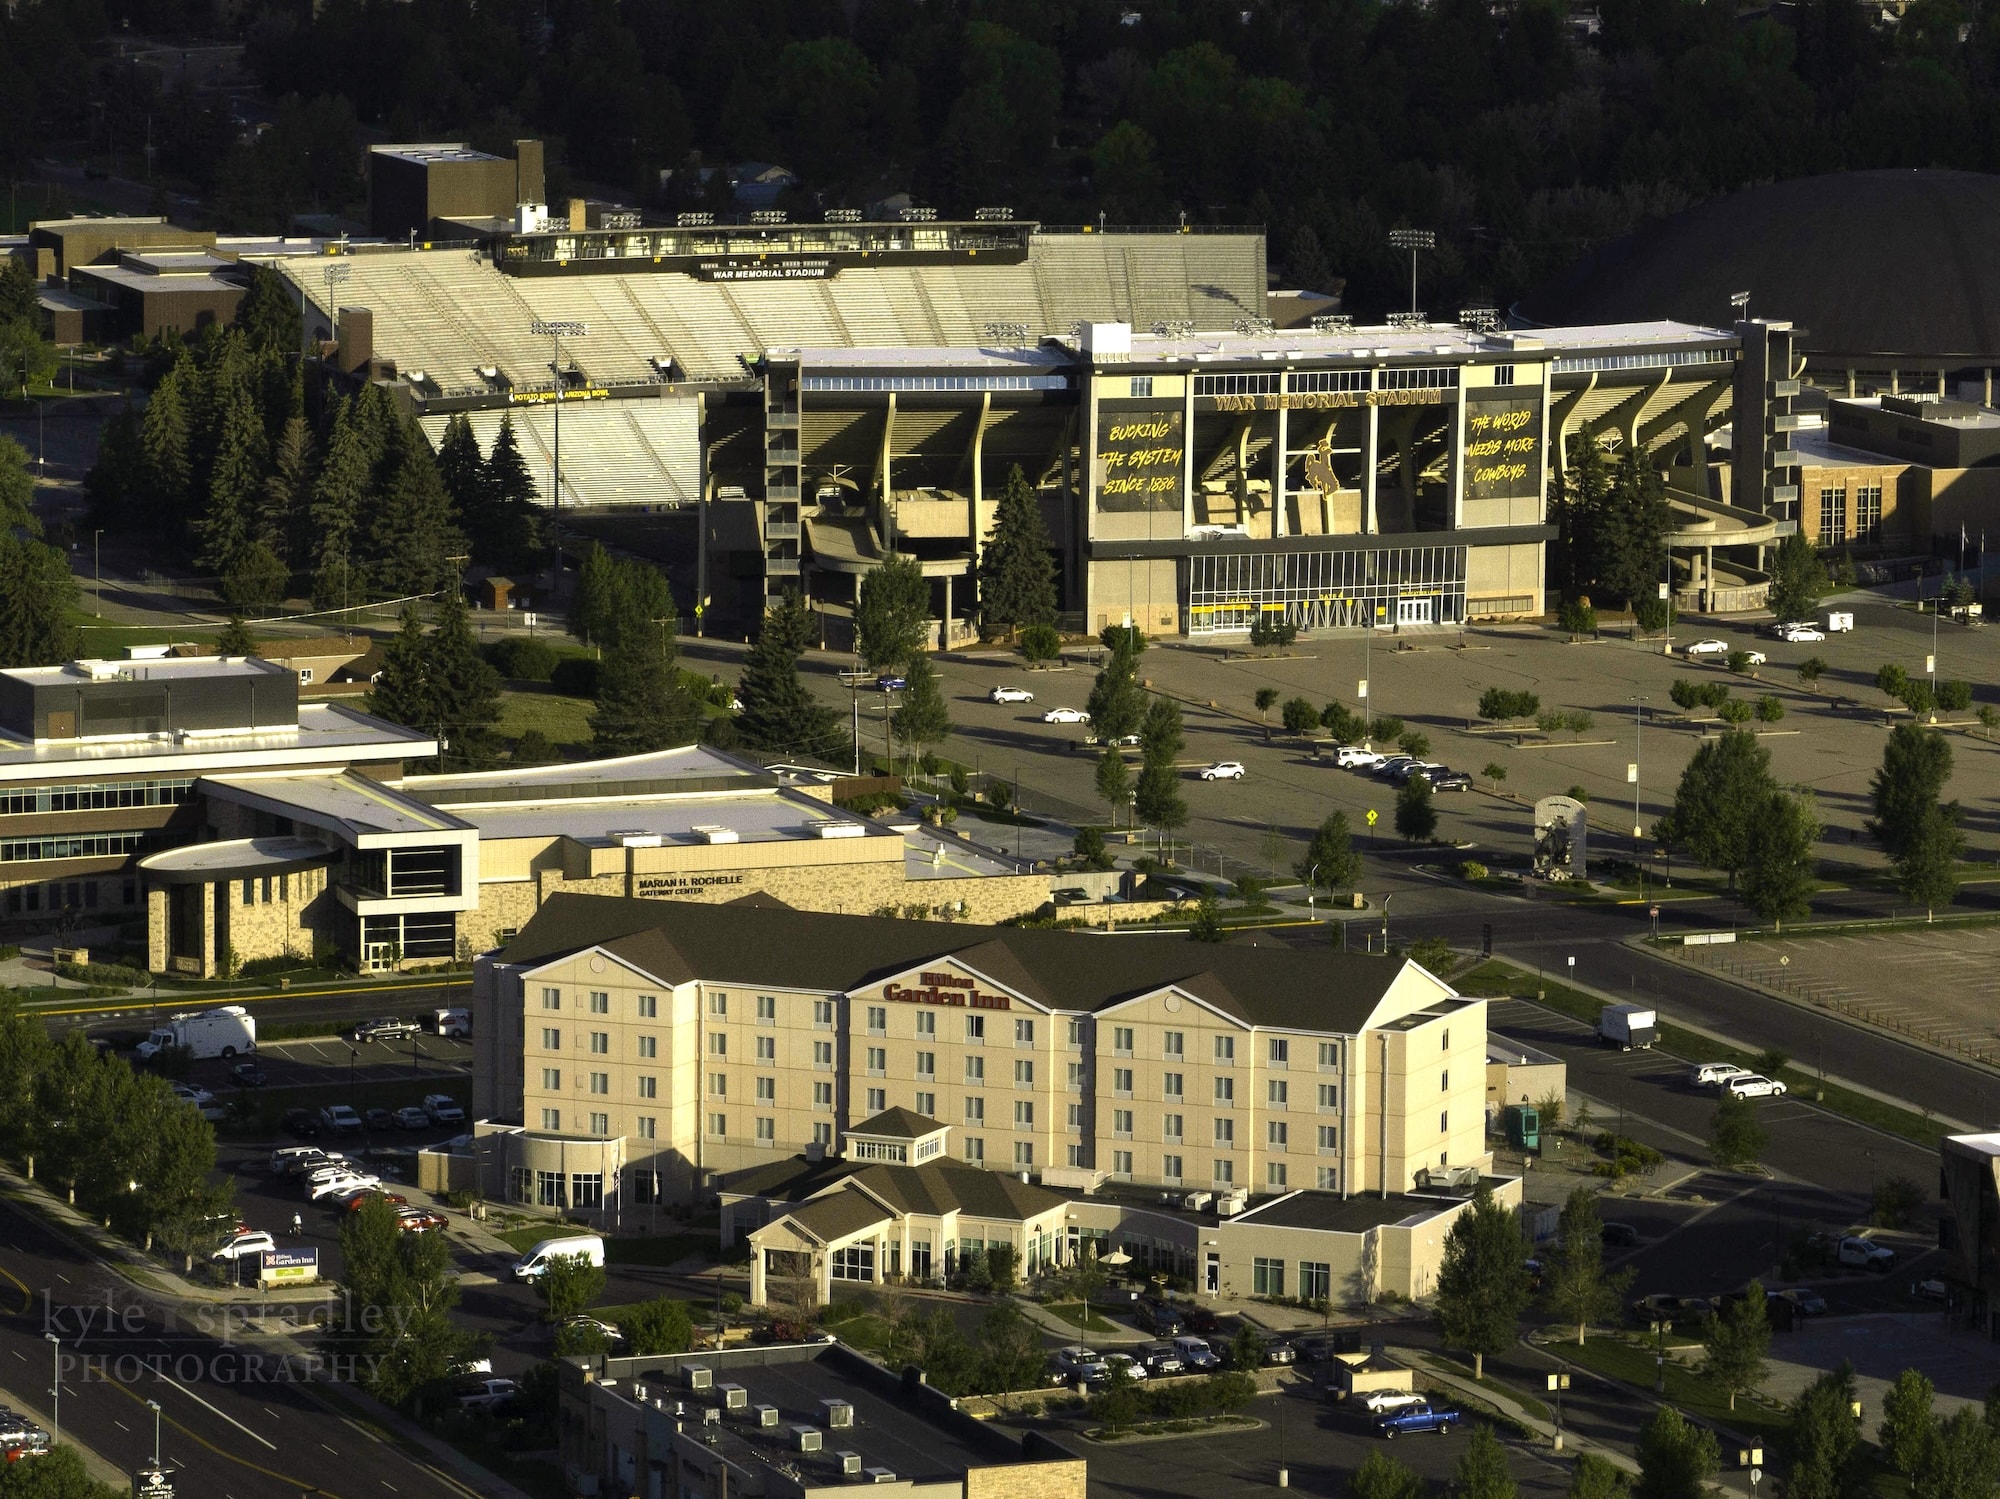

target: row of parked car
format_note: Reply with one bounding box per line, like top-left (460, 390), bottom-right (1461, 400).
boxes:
top-left (1688, 1061), bottom-right (1788, 1099)
top-left (281, 1094), bottom-right (465, 1140)
top-left (268, 1145), bottom-right (447, 1230)
top-left (1327, 746), bottom-right (1471, 791)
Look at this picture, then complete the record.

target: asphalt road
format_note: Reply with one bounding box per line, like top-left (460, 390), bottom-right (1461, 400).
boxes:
top-left (0, 1195), bottom-right (474, 1499)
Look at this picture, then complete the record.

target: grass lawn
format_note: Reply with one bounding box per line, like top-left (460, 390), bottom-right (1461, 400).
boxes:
top-left (1560, 1334), bottom-right (1788, 1442)
top-left (1418, 1353), bottom-right (1551, 1423)
top-left (497, 1222), bottom-right (597, 1254)
top-left (1043, 1301), bottom-right (1124, 1335)
top-left (824, 1312), bottom-right (893, 1355)
top-left (605, 1231), bottom-right (716, 1267)
top-left (496, 687), bottom-right (594, 748)
top-left (1453, 960), bottom-right (1947, 1151)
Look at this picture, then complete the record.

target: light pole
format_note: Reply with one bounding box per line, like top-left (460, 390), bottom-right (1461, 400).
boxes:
top-left (42, 1333), bottom-right (57, 1447)
top-left (1308, 862), bottom-right (1321, 923)
top-left (146, 1398), bottom-right (161, 1466)
top-left (92, 529), bottom-right (102, 619)
top-left (529, 319), bottom-right (587, 590)
top-left (1546, 1372), bottom-right (1569, 1451)
top-left (1630, 695), bottom-right (1648, 861)
top-left (1387, 229), bottom-right (1434, 316)
top-left (1380, 893), bottom-right (1394, 951)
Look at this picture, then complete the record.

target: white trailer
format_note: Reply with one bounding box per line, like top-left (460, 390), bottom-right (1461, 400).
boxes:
top-left (1596, 1004), bottom-right (1657, 1051)
top-left (1826, 611), bottom-right (1855, 633)
top-left (134, 1005), bottom-right (257, 1062)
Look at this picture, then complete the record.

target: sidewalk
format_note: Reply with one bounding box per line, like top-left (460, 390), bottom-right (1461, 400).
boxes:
top-left (1390, 1344), bottom-right (1640, 1477)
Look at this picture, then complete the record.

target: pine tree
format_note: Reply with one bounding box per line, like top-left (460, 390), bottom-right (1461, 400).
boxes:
top-left (590, 618), bottom-right (703, 755)
top-left (425, 593), bottom-right (502, 770)
top-left (196, 377), bottom-right (269, 571)
top-left (215, 615), bottom-right (258, 657)
top-left (977, 464), bottom-right (1058, 634)
top-left (1134, 696), bottom-right (1186, 843)
top-left (856, 554), bottom-right (933, 668)
top-left (310, 394), bottom-right (369, 570)
top-left (0, 433), bottom-right (33, 535)
top-left (232, 264), bottom-right (303, 357)
top-left (366, 422), bottom-right (463, 598)
top-left (434, 414), bottom-right (484, 522)
top-left (141, 355), bottom-right (195, 532)
top-left (1086, 642), bottom-right (1145, 741)
top-left (738, 589), bottom-right (844, 759)
top-left (262, 413), bottom-right (316, 562)
top-left (367, 607), bottom-right (436, 732)
top-left (892, 655), bottom-right (951, 771)
top-left (572, 542), bottom-right (622, 647)
top-left (1556, 429), bottom-right (1613, 596)
top-left (84, 406), bottom-right (145, 533)
top-left (480, 415), bottom-right (543, 574)
top-left (0, 535), bottom-right (80, 666)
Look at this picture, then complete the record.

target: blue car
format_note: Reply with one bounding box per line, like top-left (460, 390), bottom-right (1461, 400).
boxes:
top-left (876, 675), bottom-right (907, 692)
top-left (1375, 1402), bottom-right (1461, 1439)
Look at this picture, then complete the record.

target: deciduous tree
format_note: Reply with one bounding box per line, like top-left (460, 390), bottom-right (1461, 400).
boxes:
top-left (1433, 1185), bottom-right (1531, 1379)
top-left (892, 655), bottom-right (951, 771)
top-left (1739, 790), bottom-right (1819, 929)
top-left (1784, 1362), bottom-right (1865, 1499)
top-left (1542, 1186), bottom-right (1634, 1344)
top-left (856, 555), bottom-right (932, 668)
top-left (1702, 1280), bottom-right (1771, 1409)
top-left (1870, 724), bottom-right (1955, 863)
top-left (1296, 812), bottom-right (1361, 895)
top-left (1664, 729), bottom-right (1775, 886)
top-left (1635, 1406), bottom-right (1719, 1499)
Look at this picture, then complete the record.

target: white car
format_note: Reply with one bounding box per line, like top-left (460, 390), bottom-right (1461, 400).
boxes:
top-left (1334, 745), bottom-right (1383, 769)
top-left (1776, 622), bottom-right (1826, 642)
top-left (1723, 1074), bottom-right (1786, 1099)
top-left (1049, 1345), bottom-right (1109, 1384)
top-left (1690, 1062), bottom-right (1752, 1089)
top-left (561, 1315), bottom-right (624, 1345)
top-left (309, 1172), bottom-right (382, 1201)
top-left (171, 1083), bottom-right (215, 1108)
top-left (1684, 638), bottom-right (1731, 657)
top-left (210, 1231), bottom-right (276, 1262)
top-left (1199, 761), bottom-right (1247, 781)
top-left (1741, 649), bottom-right (1769, 666)
top-left (423, 1093), bottom-right (466, 1125)
top-left (456, 1377), bottom-right (520, 1411)
top-left (1042, 706), bottom-right (1090, 724)
top-left (1101, 1352), bottom-right (1150, 1383)
top-left (989, 686), bottom-right (1035, 704)
top-left (1362, 1390), bottom-right (1430, 1416)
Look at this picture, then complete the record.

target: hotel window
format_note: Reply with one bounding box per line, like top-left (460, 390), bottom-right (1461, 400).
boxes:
top-left (964, 1136), bottom-right (985, 1163)
top-left (1016, 1099), bottom-right (1035, 1127)
top-left (814, 1041), bottom-right (833, 1068)
top-left (1214, 1118), bottom-right (1235, 1145)
top-left (1067, 1103), bottom-right (1085, 1128)
top-left (866, 1087), bottom-right (886, 1113)
top-left (636, 1116), bottom-right (656, 1140)
top-left (540, 1109), bottom-right (560, 1132)
top-left (1015, 1059), bottom-right (1033, 1086)
top-left (965, 1096), bottom-right (985, 1123)
top-left (1319, 1041), bottom-right (1339, 1068)
top-left (813, 1081), bottom-right (833, 1109)
top-left (1067, 1144), bottom-right (1085, 1166)
top-left (639, 1035), bottom-right (657, 1059)
top-left (1440, 1110), bottom-right (1450, 1133)
top-left (1299, 1261), bottom-right (1331, 1302)
top-left (917, 1011), bottom-right (936, 1036)
top-left (756, 1117), bottom-right (775, 1142)
top-left (1114, 1068), bottom-right (1133, 1096)
top-left (813, 1122), bottom-right (833, 1146)
top-left (1268, 1120), bottom-right (1288, 1148)
top-left (1163, 1072), bottom-right (1183, 1099)
top-left (540, 1068), bottom-right (560, 1090)
top-left (708, 991), bottom-right (726, 1016)
top-left (1317, 1166), bottom-right (1338, 1189)
top-left (757, 995), bottom-right (776, 1022)
top-left (756, 1076), bottom-right (774, 1101)
top-left (1253, 1257), bottom-right (1286, 1296)
top-left (916, 1091), bottom-right (936, 1116)
top-left (916, 1050), bottom-right (935, 1078)
top-left (1214, 1076), bottom-right (1235, 1104)
top-left (1067, 1019), bottom-right (1084, 1048)
top-left (1213, 1158), bottom-right (1235, 1184)
top-left (1818, 487), bottom-right (1846, 547)
top-left (637, 994), bottom-right (657, 1018)
top-left (588, 1114), bottom-right (608, 1138)
top-left (1319, 1084), bottom-right (1338, 1109)
top-left (1162, 1154), bottom-right (1183, 1182)
top-left (1268, 1162), bottom-right (1288, 1188)
top-left (1268, 1080), bottom-right (1288, 1107)
top-left (1163, 1030), bottom-right (1184, 1058)
top-left (589, 1072), bottom-right (608, 1095)
top-left (1067, 1062), bottom-right (1086, 1089)
top-left (867, 1047), bottom-right (887, 1075)
top-left (637, 1076), bottom-right (657, 1099)
top-left (1441, 1070), bottom-right (1450, 1092)
top-left (756, 1035), bottom-right (775, 1061)
top-left (1015, 1141), bottom-right (1034, 1166)
top-left (1113, 1109), bottom-right (1133, 1137)
top-left (590, 1032), bottom-right (609, 1054)
top-left (966, 1015), bottom-right (985, 1043)
top-left (1318, 1125), bottom-right (1339, 1152)
top-left (541, 987), bottom-right (561, 1010)
top-left (1112, 1149), bottom-right (1133, 1174)
top-left (813, 1000), bottom-right (834, 1028)
top-left (1442, 1029), bottom-right (1449, 1049)
top-left (1163, 1113), bottom-right (1183, 1141)
top-left (966, 1056), bottom-right (985, 1083)
top-left (1857, 483), bottom-right (1883, 542)
top-left (709, 1073), bottom-right (726, 1098)
top-left (1114, 1026), bottom-right (1134, 1055)
top-left (709, 1113), bottom-right (726, 1137)
top-left (540, 1029), bottom-right (561, 1050)
top-left (1214, 1036), bottom-right (1235, 1064)
top-left (707, 1033), bottom-right (725, 1057)
top-left (1268, 1038), bottom-right (1288, 1066)
top-left (1015, 1018), bottom-right (1034, 1046)
top-left (590, 991), bottom-right (609, 1014)
top-left (867, 1006), bottom-right (887, 1034)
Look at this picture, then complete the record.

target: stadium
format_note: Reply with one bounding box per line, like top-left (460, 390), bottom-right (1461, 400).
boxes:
top-left (252, 142), bottom-right (1802, 633)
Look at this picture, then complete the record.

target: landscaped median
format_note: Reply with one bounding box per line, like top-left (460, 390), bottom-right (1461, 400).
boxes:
top-left (1528, 1327), bottom-right (1789, 1445)
top-left (1453, 959), bottom-right (1948, 1150)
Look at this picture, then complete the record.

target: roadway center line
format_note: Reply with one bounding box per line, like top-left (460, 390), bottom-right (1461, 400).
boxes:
top-left (154, 1369), bottom-right (278, 1451)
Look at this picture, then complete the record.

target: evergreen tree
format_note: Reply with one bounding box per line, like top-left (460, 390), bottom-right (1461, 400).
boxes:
top-left (215, 615), bottom-right (258, 657)
top-left (1663, 729), bottom-right (1776, 887)
top-left (1785, 1363), bottom-right (1865, 1499)
top-left (1601, 453), bottom-right (1674, 607)
top-left (221, 540), bottom-right (289, 611)
top-left (856, 554), bottom-right (934, 668)
top-left (366, 422), bottom-right (463, 597)
top-left (232, 264), bottom-right (303, 357)
top-left (1296, 812), bottom-right (1361, 895)
top-left (572, 542), bottom-right (623, 647)
top-left (368, 607), bottom-right (437, 732)
top-left (262, 413), bottom-right (316, 563)
top-left (1541, 1185), bottom-right (1634, 1345)
top-left (1085, 640), bottom-right (1145, 741)
top-left (479, 414), bottom-right (543, 573)
top-left (1134, 696), bottom-right (1186, 844)
top-left (1897, 804), bottom-right (1965, 919)
top-left (891, 654), bottom-right (951, 771)
top-left (1555, 430), bottom-right (1612, 596)
top-left (1453, 1425), bottom-right (1517, 1499)
top-left (1767, 531), bottom-right (1828, 625)
top-left (0, 257), bottom-right (37, 325)
top-left (434, 413), bottom-right (484, 522)
top-left (425, 592), bottom-right (502, 770)
top-left (195, 377), bottom-right (269, 572)
top-left (1433, 1186), bottom-right (1531, 1379)
top-left (1701, 1280), bottom-right (1771, 1410)
top-left (0, 433), bottom-right (33, 535)
top-left (1093, 744), bottom-right (1131, 824)
top-left (1635, 1407), bottom-right (1719, 1499)
top-left (1869, 724), bottom-right (1955, 862)
top-left (1395, 771), bottom-right (1437, 842)
top-left (591, 593), bottom-right (701, 754)
top-left (738, 589), bottom-right (845, 759)
top-left (1738, 790), bottom-right (1820, 929)
top-left (977, 463), bottom-right (1058, 633)
top-left (84, 406), bottom-right (146, 533)
top-left (0, 535), bottom-right (79, 665)
top-left (141, 355), bottom-right (195, 533)
top-left (310, 393), bottom-right (369, 572)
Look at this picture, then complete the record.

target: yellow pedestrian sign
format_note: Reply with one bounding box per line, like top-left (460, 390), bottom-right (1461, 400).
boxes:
top-left (1366, 809), bottom-right (1378, 827)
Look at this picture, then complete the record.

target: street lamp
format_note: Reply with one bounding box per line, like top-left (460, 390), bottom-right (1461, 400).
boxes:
top-left (1546, 1372), bottom-right (1569, 1451)
top-left (146, 1399), bottom-right (161, 1466)
top-left (1308, 862), bottom-right (1321, 923)
top-left (92, 529), bottom-right (102, 619)
top-left (42, 1333), bottom-right (57, 1447)
top-left (1651, 1318), bottom-right (1668, 1391)
top-left (1380, 893), bottom-right (1394, 951)
top-left (1630, 695), bottom-right (1649, 860)
top-left (528, 319), bottom-right (588, 587)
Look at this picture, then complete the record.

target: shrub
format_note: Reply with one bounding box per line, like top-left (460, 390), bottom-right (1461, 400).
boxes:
top-left (1725, 649), bottom-right (1754, 674)
top-left (1871, 1175), bottom-right (1926, 1229)
top-left (1592, 1131), bottom-right (1664, 1176)
top-left (1754, 694), bottom-right (1784, 723)
top-left (1371, 715), bottom-right (1405, 744)
top-left (1797, 656), bottom-right (1827, 686)
top-left (986, 781), bottom-right (1013, 811)
top-left (1020, 623), bottom-right (1061, 662)
top-left (1566, 784), bottom-right (1590, 804)
top-left (488, 636), bottom-right (558, 681)
top-left (1717, 698), bottom-right (1753, 725)
top-left (1281, 696), bottom-right (1319, 734)
top-left (1558, 598), bottom-right (1597, 636)
top-left (1320, 702), bottom-right (1365, 743)
top-left (1249, 616), bottom-right (1298, 648)
top-left (1536, 710), bottom-right (1564, 734)
top-left (1939, 679), bottom-right (1973, 712)
top-left (1634, 596), bottom-right (1672, 632)
top-left (550, 657), bottom-right (600, 697)
top-left (1897, 679), bottom-right (1935, 715)
top-left (1073, 826), bottom-right (1114, 870)
top-left (55, 960), bottom-right (149, 987)
top-left (1697, 681), bottom-right (1733, 710)
top-left (1877, 663), bottom-right (1909, 699)
top-left (1670, 679), bottom-right (1701, 711)
top-left (1564, 710), bottom-right (1594, 737)
top-left (1100, 624), bottom-right (1147, 654)
top-left (1397, 730), bottom-right (1430, 758)
top-left (1457, 861), bottom-right (1489, 880)
top-left (1483, 762), bottom-right (1506, 784)
top-left (1477, 688), bottom-right (1540, 721)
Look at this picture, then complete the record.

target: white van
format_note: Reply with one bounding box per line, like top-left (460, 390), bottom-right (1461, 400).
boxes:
top-left (431, 1008), bottom-right (472, 1039)
top-left (511, 1234), bottom-right (606, 1281)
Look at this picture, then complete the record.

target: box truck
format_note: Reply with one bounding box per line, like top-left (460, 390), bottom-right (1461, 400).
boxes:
top-left (1597, 1004), bottom-right (1656, 1051)
top-left (134, 1005), bottom-right (257, 1062)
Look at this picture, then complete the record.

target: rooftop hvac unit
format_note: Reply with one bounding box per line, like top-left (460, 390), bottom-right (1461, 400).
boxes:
top-left (718, 1384), bottom-right (748, 1411)
top-left (818, 1399), bottom-right (853, 1429)
top-left (811, 820), bottom-right (866, 839)
top-left (791, 1426), bottom-right (822, 1453)
top-left (613, 831), bottom-right (663, 848)
top-left (750, 1405), bottom-right (780, 1429)
top-left (864, 1469), bottom-right (898, 1484)
top-left (1182, 1190), bottom-right (1214, 1211)
top-left (1216, 1189), bottom-right (1249, 1217)
top-left (702, 1408), bottom-right (721, 1428)
top-left (836, 1452), bottom-right (862, 1477)
top-left (693, 825), bottom-right (739, 845)
top-left (684, 1366), bottom-right (713, 1391)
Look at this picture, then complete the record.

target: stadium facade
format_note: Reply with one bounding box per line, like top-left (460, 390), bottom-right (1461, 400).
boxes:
top-left (260, 156), bottom-right (1802, 634)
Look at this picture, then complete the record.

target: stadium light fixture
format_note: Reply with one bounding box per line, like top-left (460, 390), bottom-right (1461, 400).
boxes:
top-left (1233, 317), bottom-right (1275, 337)
top-left (750, 209), bottom-right (788, 225)
top-left (824, 208), bottom-right (862, 224)
top-left (983, 322), bottom-right (1031, 347)
top-left (899, 206), bottom-right (937, 223)
top-left (975, 206), bottom-right (1014, 221)
top-left (1730, 290), bottom-right (1752, 320)
top-left (676, 212), bottom-right (715, 228)
top-left (1459, 306), bottom-right (1500, 333)
top-left (1152, 320), bottom-right (1194, 340)
top-left (1310, 314), bottom-right (1354, 335)
top-left (1386, 311), bottom-right (1430, 330)
top-left (528, 320), bottom-right (588, 589)
top-left (1388, 227), bottom-right (1435, 315)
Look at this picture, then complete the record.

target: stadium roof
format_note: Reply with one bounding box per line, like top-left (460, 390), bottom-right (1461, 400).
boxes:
top-left (1523, 170), bottom-right (2000, 364)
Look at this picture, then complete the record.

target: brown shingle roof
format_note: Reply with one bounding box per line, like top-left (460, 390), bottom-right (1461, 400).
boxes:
top-left (848, 1105), bottom-right (940, 1140)
top-left (785, 1190), bottom-right (893, 1244)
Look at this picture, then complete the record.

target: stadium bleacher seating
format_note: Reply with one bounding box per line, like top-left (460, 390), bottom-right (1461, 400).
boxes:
top-left (417, 398), bottom-right (700, 509)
